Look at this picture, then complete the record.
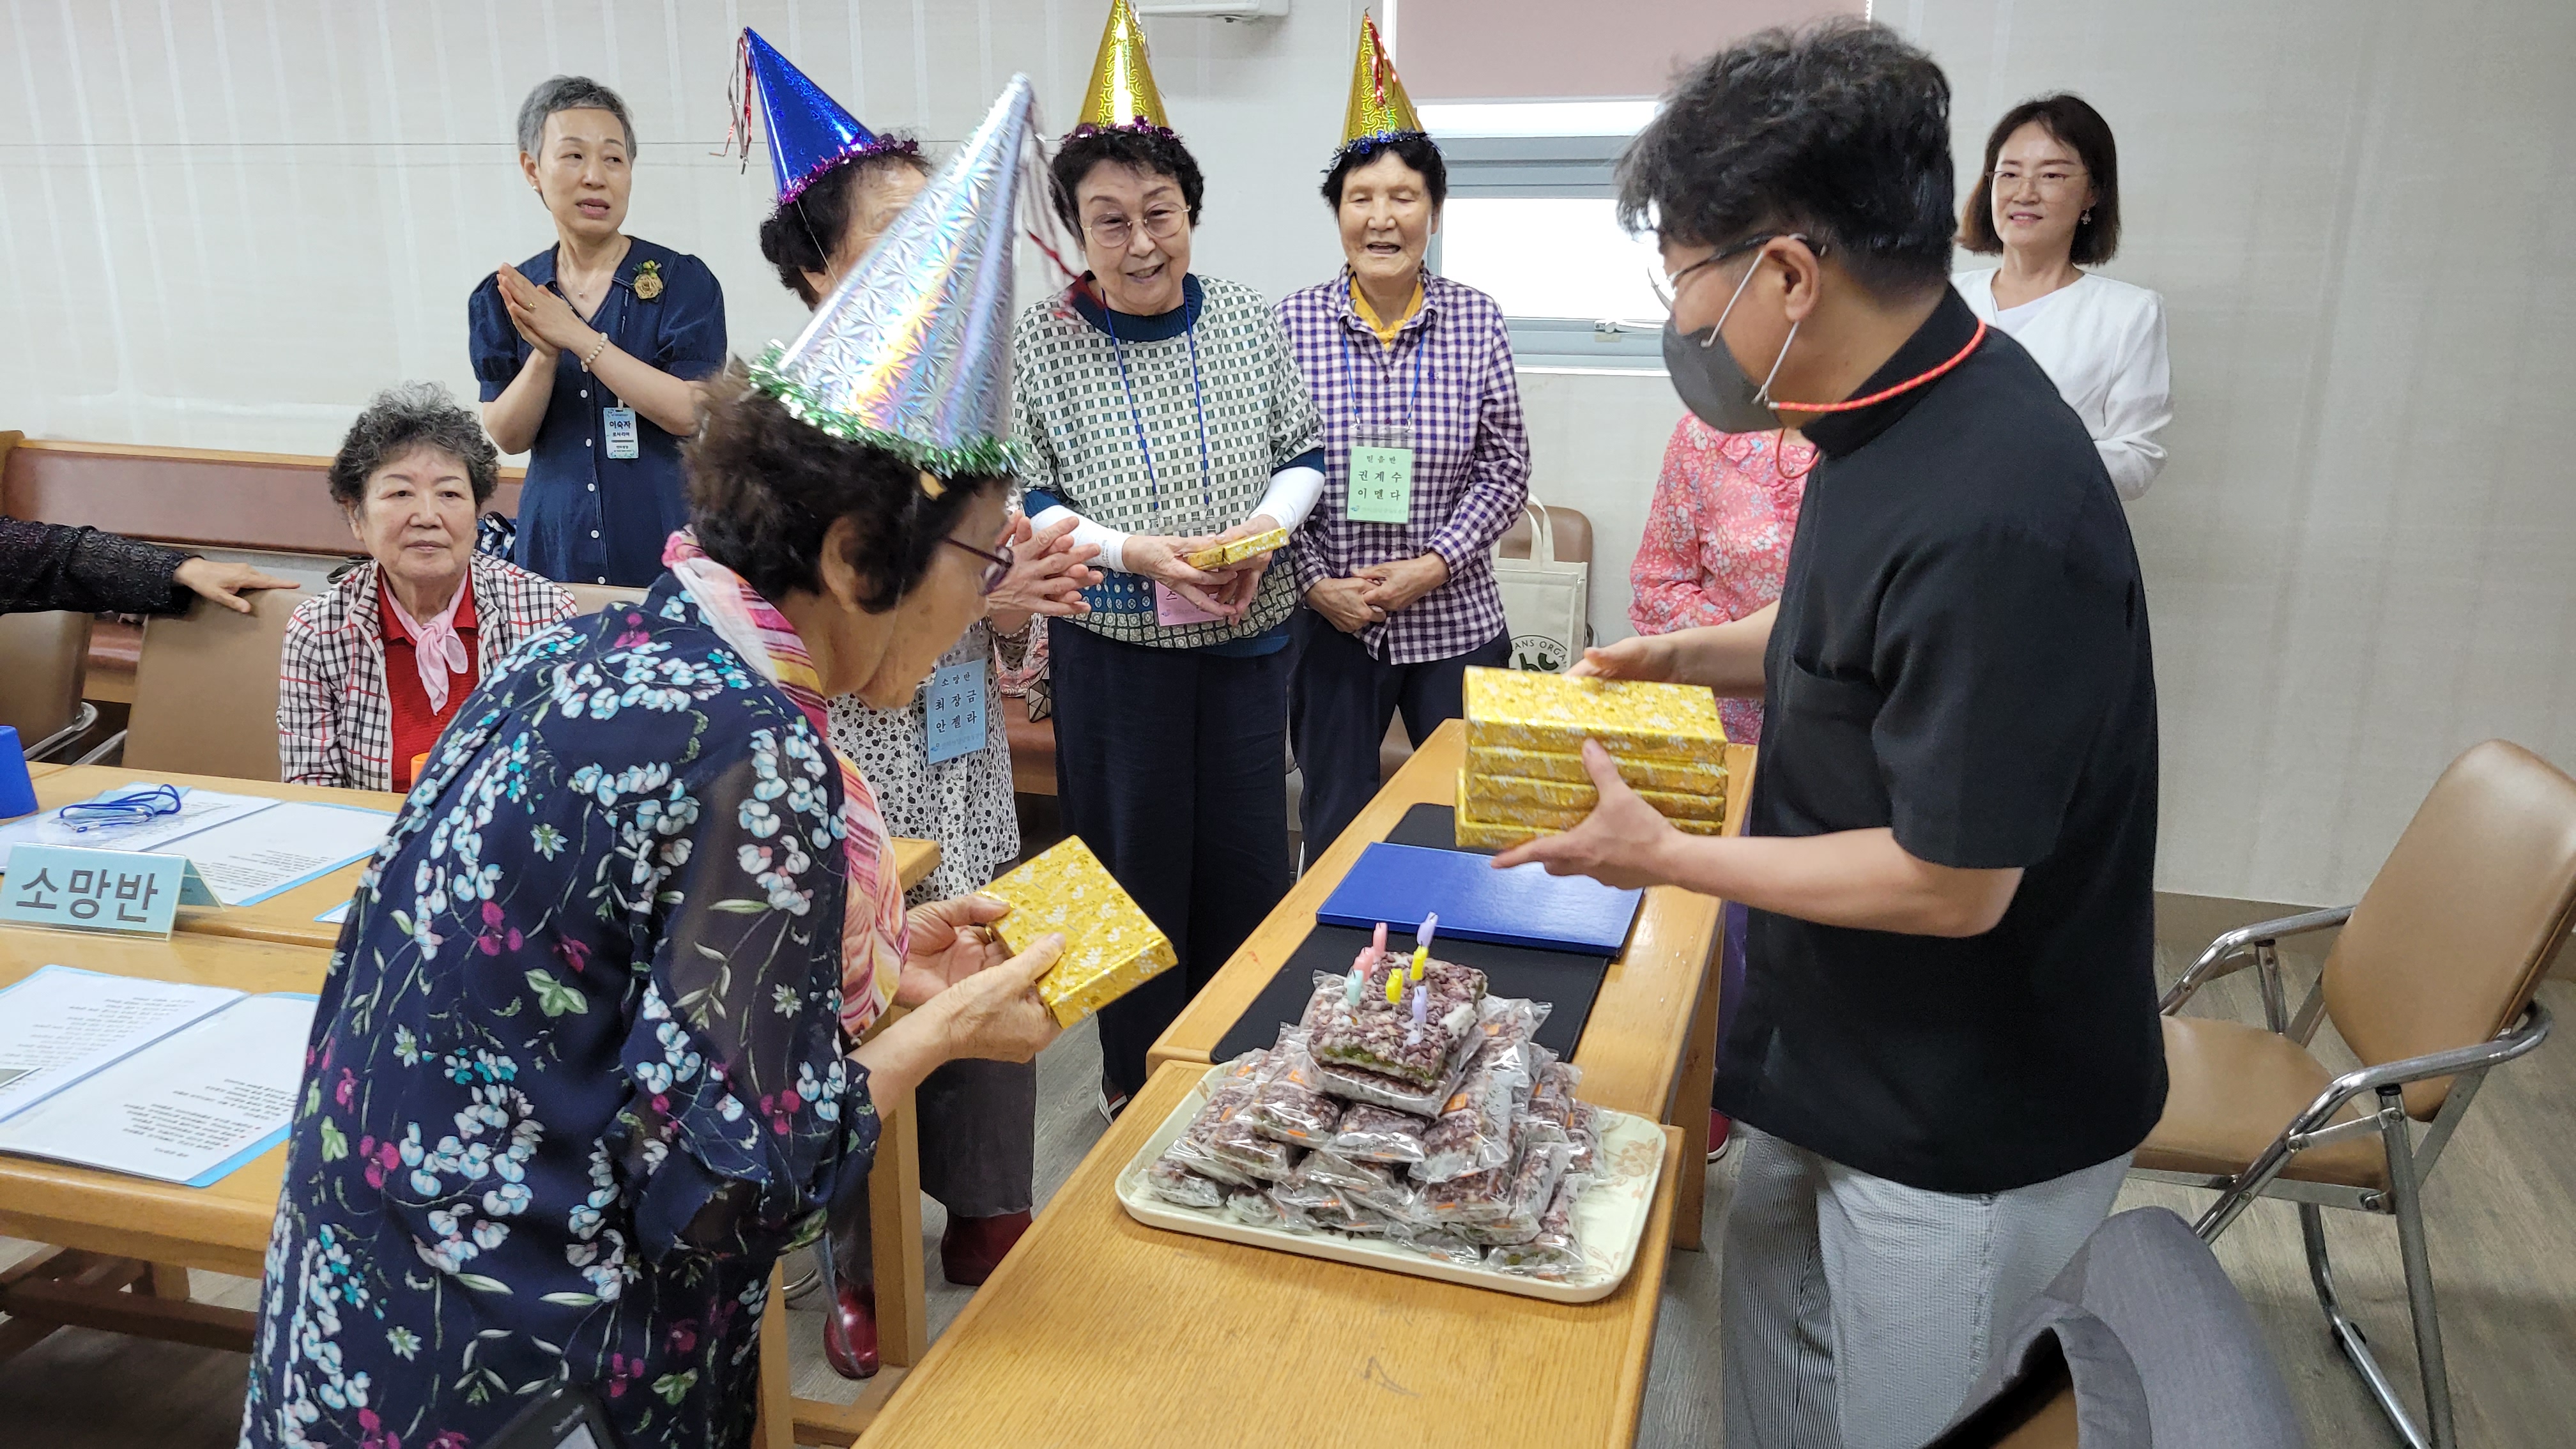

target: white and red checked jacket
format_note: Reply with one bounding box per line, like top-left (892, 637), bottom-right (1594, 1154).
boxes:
top-left (279, 554), bottom-right (576, 790)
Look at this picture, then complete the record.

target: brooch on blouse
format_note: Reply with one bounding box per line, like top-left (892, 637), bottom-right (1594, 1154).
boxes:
top-left (634, 259), bottom-right (664, 301)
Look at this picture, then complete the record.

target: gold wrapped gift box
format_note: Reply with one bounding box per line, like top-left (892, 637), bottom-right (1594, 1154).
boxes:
top-left (1453, 772), bottom-right (1726, 850)
top-left (1183, 525), bottom-right (1291, 571)
top-left (1462, 666), bottom-right (1728, 760)
top-left (979, 836), bottom-right (1177, 1028)
top-left (1468, 743), bottom-right (1726, 797)
top-left (1462, 768), bottom-right (1725, 823)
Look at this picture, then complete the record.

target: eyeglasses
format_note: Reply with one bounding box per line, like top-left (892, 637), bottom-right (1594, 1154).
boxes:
top-left (1647, 233), bottom-right (1823, 314)
top-left (1084, 206), bottom-right (1188, 250)
top-left (1989, 166), bottom-right (2088, 194)
top-left (942, 536), bottom-right (1014, 594)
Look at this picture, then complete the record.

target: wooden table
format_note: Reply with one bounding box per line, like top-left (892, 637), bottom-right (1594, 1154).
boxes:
top-left (1151, 719), bottom-right (1752, 1250)
top-left (857, 1061), bottom-right (1684, 1448)
top-left (0, 931), bottom-right (323, 1372)
top-left (21, 765), bottom-right (940, 951)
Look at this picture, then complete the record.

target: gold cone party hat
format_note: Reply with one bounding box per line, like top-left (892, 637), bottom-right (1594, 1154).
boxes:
top-left (751, 76), bottom-right (1059, 475)
top-left (1338, 13), bottom-right (1423, 150)
top-left (1073, 0), bottom-right (1172, 135)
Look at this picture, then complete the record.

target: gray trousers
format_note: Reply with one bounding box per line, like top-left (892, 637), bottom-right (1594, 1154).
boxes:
top-left (826, 1055), bottom-right (1038, 1281)
top-left (1720, 1126), bottom-right (2130, 1449)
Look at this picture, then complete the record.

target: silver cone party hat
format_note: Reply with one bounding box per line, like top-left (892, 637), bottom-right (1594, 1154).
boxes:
top-left (749, 74), bottom-right (1059, 475)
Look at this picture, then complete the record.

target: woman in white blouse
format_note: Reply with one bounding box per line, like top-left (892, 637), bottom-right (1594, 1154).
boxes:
top-left (1956, 93), bottom-right (2171, 501)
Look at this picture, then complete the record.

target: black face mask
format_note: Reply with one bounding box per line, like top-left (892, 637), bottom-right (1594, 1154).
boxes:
top-left (1662, 250), bottom-right (1799, 435)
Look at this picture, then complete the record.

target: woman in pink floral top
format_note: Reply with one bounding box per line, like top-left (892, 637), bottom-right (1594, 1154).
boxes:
top-left (1627, 416), bottom-right (1815, 744)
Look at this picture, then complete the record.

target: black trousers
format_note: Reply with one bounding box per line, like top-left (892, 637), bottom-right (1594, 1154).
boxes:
top-left (1288, 609), bottom-right (1509, 858)
top-left (1050, 622), bottom-right (1292, 1098)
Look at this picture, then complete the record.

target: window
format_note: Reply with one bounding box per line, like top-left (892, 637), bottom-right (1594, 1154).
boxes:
top-left (1424, 103), bottom-right (1666, 369)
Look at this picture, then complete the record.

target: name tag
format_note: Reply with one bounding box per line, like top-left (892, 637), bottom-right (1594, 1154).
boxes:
top-left (603, 406), bottom-right (640, 460)
top-left (923, 661), bottom-right (988, 765)
top-left (1155, 581), bottom-right (1223, 626)
top-left (1346, 433), bottom-right (1415, 524)
top-left (0, 844), bottom-right (219, 939)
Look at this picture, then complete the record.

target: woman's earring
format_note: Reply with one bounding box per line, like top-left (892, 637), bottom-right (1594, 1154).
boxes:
top-left (2080, 208), bottom-right (2092, 224)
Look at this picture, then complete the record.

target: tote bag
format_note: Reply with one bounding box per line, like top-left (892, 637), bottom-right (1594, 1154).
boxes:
top-left (1492, 500), bottom-right (1590, 673)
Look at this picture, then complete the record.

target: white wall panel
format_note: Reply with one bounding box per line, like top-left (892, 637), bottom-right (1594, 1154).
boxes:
top-left (0, 0), bottom-right (1358, 450)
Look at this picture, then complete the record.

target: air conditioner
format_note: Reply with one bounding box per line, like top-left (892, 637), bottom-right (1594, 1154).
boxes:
top-left (1136, 0), bottom-right (1289, 19)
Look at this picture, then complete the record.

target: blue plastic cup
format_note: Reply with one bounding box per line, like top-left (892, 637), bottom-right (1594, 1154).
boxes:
top-left (0, 726), bottom-right (34, 820)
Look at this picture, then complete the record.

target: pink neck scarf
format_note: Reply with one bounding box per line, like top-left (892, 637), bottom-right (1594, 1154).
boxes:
top-left (383, 571), bottom-right (472, 714)
top-left (663, 530), bottom-right (906, 1037)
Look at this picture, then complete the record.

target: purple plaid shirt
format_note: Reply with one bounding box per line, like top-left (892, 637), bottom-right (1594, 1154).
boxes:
top-left (1276, 268), bottom-right (1530, 665)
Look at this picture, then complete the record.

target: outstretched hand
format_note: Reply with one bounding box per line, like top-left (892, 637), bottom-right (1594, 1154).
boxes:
top-left (1567, 634), bottom-right (1676, 682)
top-left (1489, 740), bottom-right (1680, 890)
top-left (896, 893), bottom-right (1014, 1006)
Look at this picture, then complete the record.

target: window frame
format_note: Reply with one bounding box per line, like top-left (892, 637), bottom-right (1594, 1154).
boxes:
top-left (1429, 132), bottom-right (1665, 370)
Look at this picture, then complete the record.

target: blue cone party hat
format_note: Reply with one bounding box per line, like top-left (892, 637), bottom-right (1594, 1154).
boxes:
top-left (739, 27), bottom-right (914, 203)
top-left (750, 75), bottom-right (1061, 476)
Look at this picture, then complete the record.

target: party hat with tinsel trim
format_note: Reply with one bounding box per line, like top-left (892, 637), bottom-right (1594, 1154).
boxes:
top-left (1070, 0), bottom-right (1172, 137)
top-left (1337, 13), bottom-right (1425, 157)
top-left (751, 76), bottom-right (1061, 477)
top-left (735, 27), bottom-right (917, 204)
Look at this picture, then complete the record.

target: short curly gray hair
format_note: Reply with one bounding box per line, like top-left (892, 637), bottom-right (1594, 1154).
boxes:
top-left (516, 74), bottom-right (635, 157)
top-left (326, 383), bottom-right (501, 511)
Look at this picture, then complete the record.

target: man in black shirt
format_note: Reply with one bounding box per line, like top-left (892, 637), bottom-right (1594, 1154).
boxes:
top-left (1494, 22), bottom-right (2165, 1448)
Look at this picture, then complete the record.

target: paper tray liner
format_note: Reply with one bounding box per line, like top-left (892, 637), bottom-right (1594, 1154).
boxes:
top-left (1118, 1061), bottom-right (1670, 1302)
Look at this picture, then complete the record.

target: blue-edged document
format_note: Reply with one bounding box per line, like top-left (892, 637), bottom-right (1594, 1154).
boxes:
top-left (0, 965), bottom-right (316, 1186)
top-left (1316, 841), bottom-right (1646, 956)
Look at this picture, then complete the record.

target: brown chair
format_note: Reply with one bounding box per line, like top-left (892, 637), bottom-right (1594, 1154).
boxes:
top-left (0, 610), bottom-right (98, 760)
top-left (119, 587), bottom-right (313, 781)
top-left (562, 582), bottom-right (647, 615)
top-left (2135, 739), bottom-right (2573, 1449)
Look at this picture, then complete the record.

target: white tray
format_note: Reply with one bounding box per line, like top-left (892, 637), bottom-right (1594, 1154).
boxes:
top-left (1114, 1062), bottom-right (1669, 1303)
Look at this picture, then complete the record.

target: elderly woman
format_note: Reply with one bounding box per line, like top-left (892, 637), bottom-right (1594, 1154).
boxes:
top-left (743, 31), bottom-right (1096, 1377)
top-left (240, 79), bottom-right (1064, 1449)
top-left (1278, 19), bottom-right (1528, 858)
top-left (1011, 16), bottom-right (1324, 1118)
top-left (279, 383), bottom-right (576, 791)
top-left (471, 75), bottom-right (727, 586)
top-left (1628, 417), bottom-right (1813, 747)
top-left (1954, 93), bottom-right (2170, 500)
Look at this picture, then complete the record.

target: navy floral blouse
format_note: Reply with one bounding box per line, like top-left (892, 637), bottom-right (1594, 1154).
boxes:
top-left (240, 576), bottom-right (880, 1449)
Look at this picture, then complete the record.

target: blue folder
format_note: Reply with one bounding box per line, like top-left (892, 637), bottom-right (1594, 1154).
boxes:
top-left (1316, 841), bottom-right (1645, 956)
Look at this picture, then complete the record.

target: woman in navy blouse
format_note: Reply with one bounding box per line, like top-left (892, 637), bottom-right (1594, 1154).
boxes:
top-left (470, 75), bottom-right (726, 587)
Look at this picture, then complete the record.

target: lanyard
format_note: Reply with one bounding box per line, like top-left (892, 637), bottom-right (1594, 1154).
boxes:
top-left (1103, 304), bottom-right (1215, 515)
top-left (1339, 319), bottom-right (1425, 437)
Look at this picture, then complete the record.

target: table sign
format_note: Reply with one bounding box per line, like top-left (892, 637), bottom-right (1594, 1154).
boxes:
top-left (0, 844), bottom-right (218, 938)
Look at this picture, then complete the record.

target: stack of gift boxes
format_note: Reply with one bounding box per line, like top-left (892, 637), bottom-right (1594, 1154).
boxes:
top-left (1454, 666), bottom-right (1731, 850)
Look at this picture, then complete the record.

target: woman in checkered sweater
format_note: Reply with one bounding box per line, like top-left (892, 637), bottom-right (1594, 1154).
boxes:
top-left (1013, 125), bottom-right (1326, 1112)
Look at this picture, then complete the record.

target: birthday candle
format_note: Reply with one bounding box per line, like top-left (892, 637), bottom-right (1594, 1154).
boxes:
top-left (1386, 965), bottom-right (1404, 1006)
top-left (1372, 921), bottom-right (1390, 967)
top-left (1411, 912), bottom-right (1438, 983)
top-left (1346, 949), bottom-right (1368, 1008)
top-left (1410, 975), bottom-right (1428, 1036)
